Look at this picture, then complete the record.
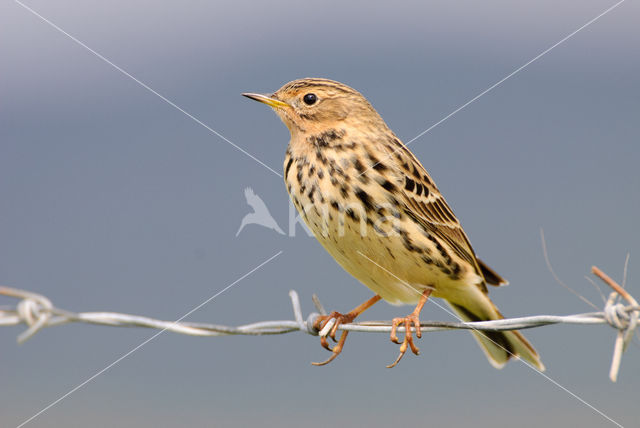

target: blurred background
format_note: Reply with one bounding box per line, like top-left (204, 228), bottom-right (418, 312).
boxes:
top-left (1, 0), bottom-right (638, 426)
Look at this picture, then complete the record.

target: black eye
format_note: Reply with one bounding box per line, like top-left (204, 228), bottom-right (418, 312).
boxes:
top-left (303, 93), bottom-right (317, 105)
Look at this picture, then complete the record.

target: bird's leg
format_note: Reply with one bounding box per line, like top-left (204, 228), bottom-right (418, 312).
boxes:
top-left (311, 294), bottom-right (381, 366)
top-left (387, 288), bottom-right (432, 368)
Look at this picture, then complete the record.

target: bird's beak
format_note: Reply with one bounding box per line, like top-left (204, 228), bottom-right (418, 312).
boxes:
top-left (242, 93), bottom-right (290, 109)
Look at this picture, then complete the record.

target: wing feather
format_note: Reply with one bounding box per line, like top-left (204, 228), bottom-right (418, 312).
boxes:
top-left (375, 138), bottom-right (506, 289)
top-left (391, 152), bottom-right (485, 282)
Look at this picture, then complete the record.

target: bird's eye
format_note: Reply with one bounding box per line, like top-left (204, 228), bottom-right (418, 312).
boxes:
top-left (303, 93), bottom-right (317, 105)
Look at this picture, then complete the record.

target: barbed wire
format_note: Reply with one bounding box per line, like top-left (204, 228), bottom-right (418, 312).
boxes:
top-left (0, 266), bottom-right (637, 382)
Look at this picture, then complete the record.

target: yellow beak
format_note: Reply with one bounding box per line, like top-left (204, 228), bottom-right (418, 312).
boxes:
top-left (242, 92), bottom-right (290, 109)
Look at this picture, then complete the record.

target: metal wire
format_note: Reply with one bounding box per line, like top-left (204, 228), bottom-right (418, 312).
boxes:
top-left (0, 266), bottom-right (637, 382)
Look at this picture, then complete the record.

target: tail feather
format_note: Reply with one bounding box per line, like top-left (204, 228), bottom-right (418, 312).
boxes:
top-left (447, 295), bottom-right (544, 371)
top-left (477, 258), bottom-right (509, 286)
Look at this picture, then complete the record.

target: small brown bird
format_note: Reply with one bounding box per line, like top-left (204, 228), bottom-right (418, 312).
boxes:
top-left (243, 78), bottom-right (543, 370)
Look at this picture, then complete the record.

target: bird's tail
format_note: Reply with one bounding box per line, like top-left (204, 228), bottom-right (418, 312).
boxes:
top-left (446, 290), bottom-right (544, 371)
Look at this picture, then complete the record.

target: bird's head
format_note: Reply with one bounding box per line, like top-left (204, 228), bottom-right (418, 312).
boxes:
top-left (243, 78), bottom-right (387, 138)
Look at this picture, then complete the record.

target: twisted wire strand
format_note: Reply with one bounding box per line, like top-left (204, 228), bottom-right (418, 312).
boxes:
top-left (1, 274), bottom-right (638, 382)
top-left (1, 286), bottom-right (637, 337)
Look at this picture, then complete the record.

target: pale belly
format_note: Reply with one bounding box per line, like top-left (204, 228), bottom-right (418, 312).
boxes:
top-left (296, 194), bottom-right (476, 305)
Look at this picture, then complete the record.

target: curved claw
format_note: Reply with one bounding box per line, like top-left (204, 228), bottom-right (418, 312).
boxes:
top-left (319, 335), bottom-right (332, 351)
top-left (312, 331), bottom-right (350, 366)
top-left (386, 350), bottom-right (405, 368)
top-left (312, 352), bottom-right (341, 366)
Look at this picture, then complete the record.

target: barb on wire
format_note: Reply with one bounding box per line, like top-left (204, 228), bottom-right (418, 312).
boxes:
top-left (0, 266), bottom-right (637, 382)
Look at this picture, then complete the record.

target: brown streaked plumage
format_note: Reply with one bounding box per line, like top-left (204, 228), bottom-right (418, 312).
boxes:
top-left (243, 78), bottom-right (543, 370)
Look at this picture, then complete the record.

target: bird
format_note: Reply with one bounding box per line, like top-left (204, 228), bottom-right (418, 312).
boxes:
top-left (236, 187), bottom-right (285, 236)
top-left (242, 78), bottom-right (544, 370)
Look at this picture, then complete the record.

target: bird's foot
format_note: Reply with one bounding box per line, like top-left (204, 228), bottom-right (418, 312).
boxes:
top-left (311, 311), bottom-right (357, 366)
top-left (387, 312), bottom-right (422, 368)
top-left (386, 289), bottom-right (432, 368)
top-left (309, 295), bottom-right (381, 366)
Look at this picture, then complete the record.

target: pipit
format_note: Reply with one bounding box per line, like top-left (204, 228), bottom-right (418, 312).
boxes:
top-left (243, 78), bottom-right (544, 370)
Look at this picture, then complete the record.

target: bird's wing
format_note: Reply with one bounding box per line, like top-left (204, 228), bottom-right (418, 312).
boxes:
top-left (389, 146), bottom-right (486, 288)
top-left (244, 187), bottom-right (270, 212)
top-left (244, 187), bottom-right (256, 201)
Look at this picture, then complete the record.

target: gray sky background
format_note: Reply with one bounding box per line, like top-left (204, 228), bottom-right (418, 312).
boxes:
top-left (1, 1), bottom-right (639, 427)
